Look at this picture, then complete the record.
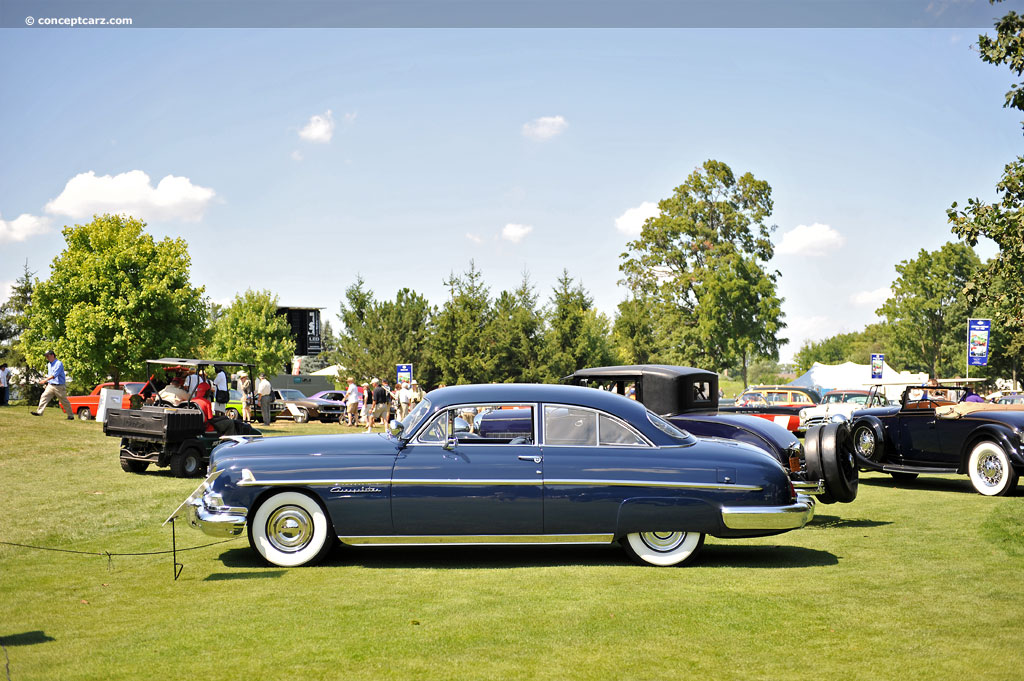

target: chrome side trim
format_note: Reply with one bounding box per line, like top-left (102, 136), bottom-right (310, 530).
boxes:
top-left (237, 476), bottom-right (761, 492)
top-left (720, 494), bottom-right (815, 531)
top-left (338, 533), bottom-right (614, 546)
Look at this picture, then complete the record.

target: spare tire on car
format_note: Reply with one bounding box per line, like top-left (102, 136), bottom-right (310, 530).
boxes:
top-left (807, 422), bottom-right (859, 504)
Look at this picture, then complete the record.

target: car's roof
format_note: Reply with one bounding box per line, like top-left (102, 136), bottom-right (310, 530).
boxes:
top-left (565, 364), bottom-right (716, 381)
top-left (824, 389), bottom-right (870, 395)
top-left (748, 385), bottom-right (815, 392)
top-left (427, 383), bottom-right (650, 417)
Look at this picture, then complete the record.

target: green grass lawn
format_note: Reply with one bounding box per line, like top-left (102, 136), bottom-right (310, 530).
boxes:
top-left (2, 406), bottom-right (1023, 680)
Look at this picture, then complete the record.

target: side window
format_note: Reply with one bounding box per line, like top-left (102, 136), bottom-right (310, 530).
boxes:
top-left (598, 414), bottom-right (647, 446)
top-left (419, 404), bottom-right (535, 445)
top-left (544, 406), bottom-right (597, 446)
top-left (792, 393), bottom-right (812, 404)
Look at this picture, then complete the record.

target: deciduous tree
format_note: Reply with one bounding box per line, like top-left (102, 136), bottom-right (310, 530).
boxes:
top-left (19, 214), bottom-right (206, 387)
top-left (207, 289), bottom-right (296, 377)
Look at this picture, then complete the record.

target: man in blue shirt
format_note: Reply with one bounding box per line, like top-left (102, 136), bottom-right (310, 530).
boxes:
top-left (32, 350), bottom-right (74, 419)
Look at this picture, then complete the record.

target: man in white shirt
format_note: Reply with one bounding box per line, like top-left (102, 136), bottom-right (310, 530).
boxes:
top-left (398, 381), bottom-right (412, 419)
top-left (256, 373), bottom-right (273, 425)
top-left (158, 377), bottom-right (189, 406)
top-left (344, 376), bottom-right (359, 426)
top-left (212, 365), bottom-right (229, 414)
top-left (0, 363), bottom-right (10, 406)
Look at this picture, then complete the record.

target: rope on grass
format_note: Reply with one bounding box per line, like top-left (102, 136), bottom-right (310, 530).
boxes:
top-left (0, 538), bottom-right (239, 570)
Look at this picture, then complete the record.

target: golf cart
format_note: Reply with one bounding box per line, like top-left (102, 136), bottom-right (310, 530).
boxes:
top-left (104, 358), bottom-right (261, 477)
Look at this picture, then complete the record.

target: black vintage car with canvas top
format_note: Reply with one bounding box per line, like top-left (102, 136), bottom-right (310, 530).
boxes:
top-left (565, 365), bottom-right (858, 504)
top-left (849, 384), bottom-right (1024, 496)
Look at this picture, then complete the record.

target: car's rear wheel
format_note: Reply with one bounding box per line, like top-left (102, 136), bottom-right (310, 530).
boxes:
top-left (968, 441), bottom-right (1018, 496)
top-left (169, 446), bottom-right (203, 478)
top-left (889, 472), bottom-right (919, 484)
top-left (249, 491), bottom-right (334, 567)
top-left (77, 407), bottom-right (92, 421)
top-left (294, 408), bottom-right (309, 424)
top-left (226, 407), bottom-right (240, 420)
top-left (621, 531), bottom-right (704, 567)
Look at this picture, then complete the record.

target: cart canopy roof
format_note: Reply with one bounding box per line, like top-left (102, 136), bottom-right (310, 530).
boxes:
top-left (148, 358), bottom-right (253, 368)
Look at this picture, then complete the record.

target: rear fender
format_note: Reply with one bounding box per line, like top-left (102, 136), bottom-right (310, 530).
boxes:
top-left (958, 425), bottom-right (1022, 473)
top-left (615, 497), bottom-right (723, 537)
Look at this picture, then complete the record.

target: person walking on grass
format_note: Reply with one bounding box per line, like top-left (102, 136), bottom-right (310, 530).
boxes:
top-left (0, 362), bottom-right (11, 406)
top-left (366, 378), bottom-right (387, 432)
top-left (32, 350), bottom-right (73, 420)
top-left (344, 376), bottom-right (359, 426)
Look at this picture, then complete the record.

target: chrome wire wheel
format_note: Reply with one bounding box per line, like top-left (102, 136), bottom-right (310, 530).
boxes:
top-left (622, 530), bottom-right (705, 567)
top-left (266, 505), bottom-right (314, 553)
top-left (967, 441), bottom-right (1018, 497)
top-left (854, 426), bottom-right (875, 459)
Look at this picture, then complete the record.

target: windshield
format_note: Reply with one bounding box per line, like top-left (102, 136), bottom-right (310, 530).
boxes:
top-left (402, 398), bottom-right (432, 434)
top-left (278, 389), bottom-right (307, 400)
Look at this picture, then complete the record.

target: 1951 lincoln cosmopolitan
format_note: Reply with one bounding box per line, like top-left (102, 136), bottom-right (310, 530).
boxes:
top-left (170, 384), bottom-right (814, 567)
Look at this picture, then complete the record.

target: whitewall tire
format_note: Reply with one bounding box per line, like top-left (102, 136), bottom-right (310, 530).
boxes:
top-left (967, 442), bottom-right (1018, 497)
top-left (249, 491), bottom-right (334, 566)
top-left (621, 531), bottom-right (705, 567)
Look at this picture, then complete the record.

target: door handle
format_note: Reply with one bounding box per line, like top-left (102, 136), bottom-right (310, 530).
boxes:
top-left (518, 455), bottom-right (542, 463)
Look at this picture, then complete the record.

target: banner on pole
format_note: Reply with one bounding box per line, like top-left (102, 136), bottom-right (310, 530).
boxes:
top-left (870, 353), bottom-right (884, 380)
top-left (967, 318), bottom-right (991, 367)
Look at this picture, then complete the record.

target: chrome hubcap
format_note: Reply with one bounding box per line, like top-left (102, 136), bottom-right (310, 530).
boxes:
top-left (266, 505), bottom-right (314, 553)
top-left (856, 429), bottom-right (874, 457)
top-left (640, 531), bottom-right (686, 553)
top-left (978, 454), bottom-right (1003, 487)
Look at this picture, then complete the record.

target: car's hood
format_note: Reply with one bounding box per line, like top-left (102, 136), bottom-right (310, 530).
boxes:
top-left (211, 433), bottom-right (398, 468)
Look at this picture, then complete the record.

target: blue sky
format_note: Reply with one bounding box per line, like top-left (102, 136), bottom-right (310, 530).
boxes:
top-left (0, 28), bottom-right (1018, 361)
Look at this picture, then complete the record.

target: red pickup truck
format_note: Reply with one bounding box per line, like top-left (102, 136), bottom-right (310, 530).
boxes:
top-left (64, 382), bottom-right (147, 420)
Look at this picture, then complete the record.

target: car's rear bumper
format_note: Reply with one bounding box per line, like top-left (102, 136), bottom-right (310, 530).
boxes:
top-left (720, 494), bottom-right (815, 531)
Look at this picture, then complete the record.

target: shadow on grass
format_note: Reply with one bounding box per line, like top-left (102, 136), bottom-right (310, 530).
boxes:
top-left (0, 631), bottom-right (55, 646)
top-left (698, 544), bottom-right (838, 568)
top-left (809, 514), bottom-right (892, 529)
top-left (859, 474), bottom-right (984, 495)
top-left (204, 570), bottom-right (287, 582)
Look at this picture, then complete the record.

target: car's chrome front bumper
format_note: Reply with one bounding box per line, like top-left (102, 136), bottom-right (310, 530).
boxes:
top-left (186, 496), bottom-right (248, 537)
top-left (165, 470), bottom-right (248, 538)
top-left (720, 494), bottom-right (815, 531)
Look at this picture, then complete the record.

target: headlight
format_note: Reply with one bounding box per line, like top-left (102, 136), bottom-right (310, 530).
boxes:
top-left (830, 413), bottom-right (848, 423)
top-left (799, 408), bottom-right (808, 420)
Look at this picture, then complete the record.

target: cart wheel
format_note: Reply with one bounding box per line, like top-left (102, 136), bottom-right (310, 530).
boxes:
top-left (120, 458), bottom-right (149, 473)
top-left (169, 447), bottom-right (203, 478)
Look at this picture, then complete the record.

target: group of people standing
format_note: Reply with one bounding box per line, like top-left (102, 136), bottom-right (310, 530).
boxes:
top-left (339, 375), bottom-right (425, 430)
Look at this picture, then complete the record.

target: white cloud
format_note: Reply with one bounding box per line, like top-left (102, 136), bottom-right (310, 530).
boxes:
top-left (775, 223), bottom-right (846, 257)
top-left (465, 232), bottom-right (483, 244)
top-left (0, 212), bottom-right (51, 243)
top-left (0, 280), bottom-right (14, 302)
top-left (44, 170), bottom-right (215, 222)
top-left (615, 201), bottom-right (659, 236)
top-left (521, 115), bottom-right (568, 141)
top-left (850, 286), bottom-right (892, 308)
top-left (502, 223), bottom-right (533, 243)
top-left (299, 109), bottom-right (335, 143)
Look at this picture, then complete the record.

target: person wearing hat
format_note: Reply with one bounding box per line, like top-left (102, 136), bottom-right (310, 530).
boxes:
top-left (237, 370), bottom-right (254, 422)
top-left (211, 364), bottom-right (229, 415)
top-left (409, 379), bottom-right (424, 407)
top-left (159, 376), bottom-right (189, 406)
top-left (32, 350), bottom-right (73, 419)
top-left (256, 372), bottom-right (274, 425)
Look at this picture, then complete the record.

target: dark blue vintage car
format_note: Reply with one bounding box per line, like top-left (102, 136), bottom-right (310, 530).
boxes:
top-left (171, 384), bottom-right (815, 567)
top-left (565, 365), bottom-right (858, 504)
top-left (849, 384), bottom-right (1024, 496)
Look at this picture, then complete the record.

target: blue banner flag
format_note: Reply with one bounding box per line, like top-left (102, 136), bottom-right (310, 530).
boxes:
top-left (870, 353), bottom-right (884, 380)
top-left (967, 319), bottom-right (991, 367)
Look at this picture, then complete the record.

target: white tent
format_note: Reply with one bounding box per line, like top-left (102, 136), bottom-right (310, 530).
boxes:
top-left (310, 364), bottom-right (345, 377)
top-left (789, 361), bottom-right (928, 400)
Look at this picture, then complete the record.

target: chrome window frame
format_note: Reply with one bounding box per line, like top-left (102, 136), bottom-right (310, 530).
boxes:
top-left (541, 404), bottom-right (653, 448)
top-left (412, 402), bottom-right (539, 446)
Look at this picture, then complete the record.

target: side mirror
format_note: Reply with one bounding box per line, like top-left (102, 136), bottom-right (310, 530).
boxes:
top-left (443, 436), bottom-right (458, 451)
top-left (389, 419), bottom-right (405, 438)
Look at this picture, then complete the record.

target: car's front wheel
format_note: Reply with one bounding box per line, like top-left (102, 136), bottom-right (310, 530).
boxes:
top-left (293, 408), bottom-right (309, 424)
top-left (968, 441), bottom-right (1019, 496)
top-left (249, 491), bottom-right (334, 567)
top-left (226, 407), bottom-right (240, 420)
top-left (621, 531), bottom-right (704, 567)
